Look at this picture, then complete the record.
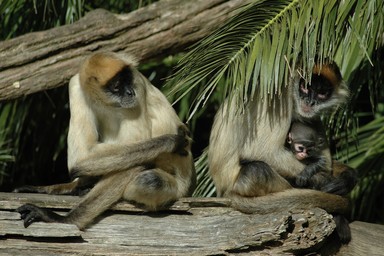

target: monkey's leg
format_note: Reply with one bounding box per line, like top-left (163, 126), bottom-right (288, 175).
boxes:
top-left (123, 168), bottom-right (178, 211)
top-left (232, 160), bottom-right (291, 197)
top-left (321, 162), bottom-right (358, 196)
top-left (13, 179), bottom-right (80, 195)
top-left (13, 177), bottom-right (98, 196)
top-left (17, 171), bottom-right (132, 230)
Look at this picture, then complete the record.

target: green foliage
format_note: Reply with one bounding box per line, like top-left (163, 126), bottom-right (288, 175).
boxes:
top-left (0, 0), bottom-right (83, 39)
top-left (167, 0), bottom-right (383, 118)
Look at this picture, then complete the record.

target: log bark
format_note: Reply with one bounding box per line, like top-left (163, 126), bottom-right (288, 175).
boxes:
top-left (1, 193), bottom-right (384, 255)
top-left (0, 0), bottom-right (250, 101)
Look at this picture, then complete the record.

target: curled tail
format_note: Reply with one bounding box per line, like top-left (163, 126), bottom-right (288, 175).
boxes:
top-left (229, 188), bottom-right (351, 243)
top-left (229, 188), bottom-right (350, 215)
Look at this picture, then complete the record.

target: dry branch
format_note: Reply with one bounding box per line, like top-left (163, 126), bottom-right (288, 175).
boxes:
top-left (0, 0), bottom-right (250, 101)
top-left (2, 192), bottom-right (384, 255)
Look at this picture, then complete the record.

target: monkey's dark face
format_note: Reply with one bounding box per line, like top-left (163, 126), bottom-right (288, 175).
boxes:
top-left (287, 122), bottom-right (326, 161)
top-left (289, 139), bottom-right (323, 161)
top-left (297, 75), bottom-right (334, 118)
top-left (104, 67), bottom-right (137, 108)
top-left (294, 62), bottom-right (348, 118)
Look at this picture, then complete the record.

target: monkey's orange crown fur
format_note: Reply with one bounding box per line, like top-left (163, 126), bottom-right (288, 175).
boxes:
top-left (80, 52), bottom-right (138, 89)
top-left (312, 62), bottom-right (342, 88)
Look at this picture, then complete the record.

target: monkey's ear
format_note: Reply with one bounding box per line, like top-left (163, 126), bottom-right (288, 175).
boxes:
top-left (287, 133), bottom-right (293, 144)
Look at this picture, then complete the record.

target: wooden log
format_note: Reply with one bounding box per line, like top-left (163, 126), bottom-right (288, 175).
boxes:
top-left (337, 221), bottom-right (384, 256)
top-left (0, 0), bottom-right (250, 101)
top-left (1, 192), bottom-right (383, 255)
top-left (0, 192), bottom-right (334, 255)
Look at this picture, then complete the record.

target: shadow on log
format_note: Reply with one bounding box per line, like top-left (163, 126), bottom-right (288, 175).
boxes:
top-left (1, 192), bottom-right (383, 255)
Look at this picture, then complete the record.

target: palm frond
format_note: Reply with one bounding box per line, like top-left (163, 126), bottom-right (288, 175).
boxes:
top-left (336, 116), bottom-right (384, 222)
top-left (337, 116), bottom-right (384, 168)
top-left (192, 150), bottom-right (216, 197)
top-left (167, 0), bottom-right (384, 121)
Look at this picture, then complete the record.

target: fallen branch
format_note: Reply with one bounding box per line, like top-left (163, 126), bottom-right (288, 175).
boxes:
top-left (0, 0), bottom-right (250, 101)
top-left (2, 192), bottom-right (383, 255)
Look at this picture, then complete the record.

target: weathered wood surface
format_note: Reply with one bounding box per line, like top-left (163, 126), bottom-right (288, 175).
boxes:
top-left (1, 193), bottom-right (383, 255)
top-left (0, 0), bottom-right (251, 101)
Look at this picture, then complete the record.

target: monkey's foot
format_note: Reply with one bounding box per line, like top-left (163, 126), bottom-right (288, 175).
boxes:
top-left (16, 203), bottom-right (62, 228)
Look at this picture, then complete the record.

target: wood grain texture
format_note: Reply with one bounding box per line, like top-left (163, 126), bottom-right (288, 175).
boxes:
top-left (0, 192), bottom-right (367, 255)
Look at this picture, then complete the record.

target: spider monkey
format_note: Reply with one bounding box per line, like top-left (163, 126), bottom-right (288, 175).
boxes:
top-left (16, 52), bottom-right (196, 230)
top-left (209, 59), bottom-right (356, 243)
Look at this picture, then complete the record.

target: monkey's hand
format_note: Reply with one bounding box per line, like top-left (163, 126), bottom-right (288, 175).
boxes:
top-left (295, 160), bottom-right (326, 188)
top-left (295, 171), bottom-right (311, 187)
top-left (16, 204), bottom-right (64, 228)
top-left (173, 125), bottom-right (190, 156)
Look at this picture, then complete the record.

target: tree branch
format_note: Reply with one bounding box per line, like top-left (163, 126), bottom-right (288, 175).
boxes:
top-left (0, 0), bottom-right (250, 101)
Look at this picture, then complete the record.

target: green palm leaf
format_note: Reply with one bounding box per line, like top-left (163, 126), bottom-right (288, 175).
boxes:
top-left (167, 0), bottom-right (383, 119)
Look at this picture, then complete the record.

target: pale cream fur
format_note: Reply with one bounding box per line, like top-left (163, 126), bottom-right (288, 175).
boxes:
top-left (63, 52), bottom-right (195, 228)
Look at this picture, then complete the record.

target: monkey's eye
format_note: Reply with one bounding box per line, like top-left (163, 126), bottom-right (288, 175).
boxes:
top-left (315, 88), bottom-right (331, 101)
top-left (317, 93), bottom-right (328, 100)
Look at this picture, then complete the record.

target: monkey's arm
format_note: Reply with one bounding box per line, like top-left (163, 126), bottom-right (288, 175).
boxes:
top-left (70, 127), bottom-right (189, 178)
top-left (295, 156), bottom-right (328, 187)
top-left (266, 148), bottom-right (306, 179)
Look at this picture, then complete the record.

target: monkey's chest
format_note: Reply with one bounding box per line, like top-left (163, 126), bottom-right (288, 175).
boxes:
top-left (98, 118), bottom-right (152, 144)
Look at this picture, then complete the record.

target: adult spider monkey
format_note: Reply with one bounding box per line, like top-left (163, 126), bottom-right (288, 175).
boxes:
top-left (209, 59), bottom-right (356, 243)
top-left (16, 52), bottom-right (196, 230)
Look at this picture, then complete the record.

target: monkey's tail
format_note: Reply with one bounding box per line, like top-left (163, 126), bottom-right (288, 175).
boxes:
top-left (229, 188), bottom-right (350, 215)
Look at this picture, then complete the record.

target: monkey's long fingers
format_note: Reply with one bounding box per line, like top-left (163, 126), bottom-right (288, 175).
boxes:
top-left (16, 203), bottom-right (64, 228)
top-left (16, 204), bottom-right (43, 228)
